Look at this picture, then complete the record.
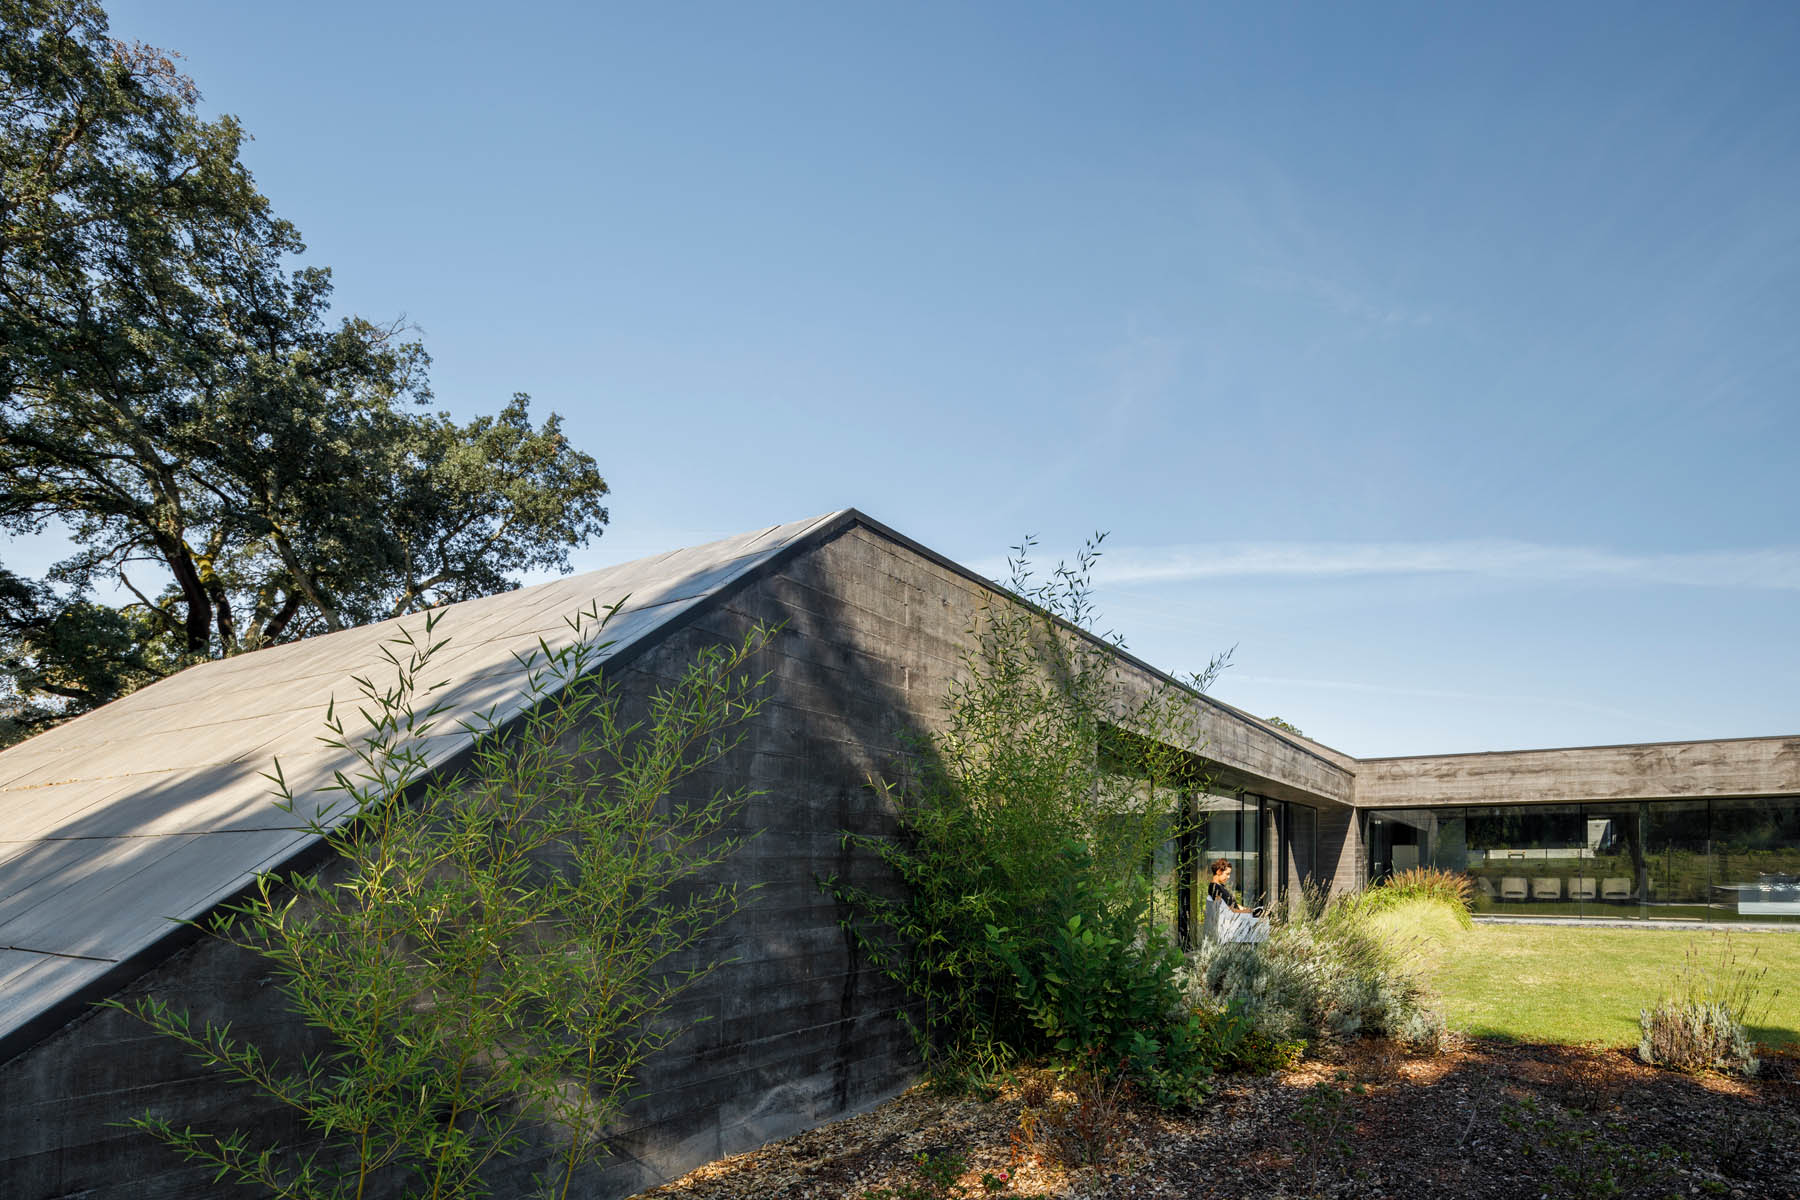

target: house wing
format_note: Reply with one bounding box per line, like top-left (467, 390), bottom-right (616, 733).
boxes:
top-left (0, 511), bottom-right (849, 1055)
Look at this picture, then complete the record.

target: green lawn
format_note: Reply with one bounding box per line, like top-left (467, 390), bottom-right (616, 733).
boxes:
top-left (1373, 908), bottom-right (1800, 1047)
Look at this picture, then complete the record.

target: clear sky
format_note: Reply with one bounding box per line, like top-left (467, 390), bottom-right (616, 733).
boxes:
top-left (33, 1), bottom-right (1800, 756)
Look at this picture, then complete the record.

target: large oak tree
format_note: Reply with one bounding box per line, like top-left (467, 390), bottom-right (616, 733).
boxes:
top-left (0, 0), bottom-right (609, 741)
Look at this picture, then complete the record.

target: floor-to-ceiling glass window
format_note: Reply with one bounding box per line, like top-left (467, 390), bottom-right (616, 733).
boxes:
top-left (1195, 791), bottom-right (1263, 909)
top-left (1582, 803), bottom-right (1651, 919)
top-left (1709, 797), bottom-right (1800, 924)
top-left (1366, 796), bottom-right (1800, 923)
top-left (1465, 805), bottom-right (1587, 915)
top-left (1643, 800), bottom-right (1711, 921)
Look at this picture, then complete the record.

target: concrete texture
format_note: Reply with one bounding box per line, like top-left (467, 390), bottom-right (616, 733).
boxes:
top-left (1357, 736), bottom-right (1800, 808)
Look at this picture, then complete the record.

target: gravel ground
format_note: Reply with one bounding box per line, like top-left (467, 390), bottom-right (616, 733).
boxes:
top-left (630, 1038), bottom-right (1800, 1200)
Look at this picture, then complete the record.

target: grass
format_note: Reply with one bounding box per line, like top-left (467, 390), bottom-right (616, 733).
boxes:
top-left (1370, 902), bottom-right (1800, 1047)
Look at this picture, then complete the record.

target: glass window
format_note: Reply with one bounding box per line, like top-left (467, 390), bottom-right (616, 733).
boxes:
top-left (1582, 803), bottom-right (1651, 919)
top-left (1709, 797), bottom-right (1800, 924)
top-left (1642, 800), bottom-right (1711, 921)
top-left (1359, 796), bottom-right (1800, 925)
top-left (1365, 808), bottom-right (1475, 900)
top-left (1196, 791), bottom-right (1261, 908)
top-left (1367, 809), bottom-right (1433, 881)
top-left (1466, 805), bottom-right (1585, 916)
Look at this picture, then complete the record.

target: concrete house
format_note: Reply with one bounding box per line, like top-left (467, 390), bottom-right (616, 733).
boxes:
top-left (2, 509), bottom-right (1796, 1199)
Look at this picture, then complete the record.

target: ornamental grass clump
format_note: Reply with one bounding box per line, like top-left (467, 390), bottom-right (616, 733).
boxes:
top-left (1638, 933), bottom-right (1777, 1076)
top-left (1357, 867), bottom-right (1475, 929)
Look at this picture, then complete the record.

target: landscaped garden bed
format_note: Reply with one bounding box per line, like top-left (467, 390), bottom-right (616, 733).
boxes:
top-left (634, 1036), bottom-right (1800, 1200)
top-left (633, 907), bottom-right (1800, 1200)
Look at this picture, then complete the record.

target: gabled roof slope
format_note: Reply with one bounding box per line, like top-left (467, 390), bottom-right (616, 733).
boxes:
top-left (0, 512), bottom-right (847, 1056)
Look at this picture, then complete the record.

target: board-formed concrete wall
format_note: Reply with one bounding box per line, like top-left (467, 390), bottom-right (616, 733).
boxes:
top-left (2, 518), bottom-right (1345, 1200)
top-left (1356, 736), bottom-right (1800, 809)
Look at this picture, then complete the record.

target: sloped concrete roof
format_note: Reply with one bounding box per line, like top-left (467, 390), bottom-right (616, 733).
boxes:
top-left (0, 512), bottom-right (846, 1053)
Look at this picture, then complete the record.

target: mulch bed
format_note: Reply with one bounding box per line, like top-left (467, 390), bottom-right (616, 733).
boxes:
top-left (631, 1038), bottom-right (1800, 1200)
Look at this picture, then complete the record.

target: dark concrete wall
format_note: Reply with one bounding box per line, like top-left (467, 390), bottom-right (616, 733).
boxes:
top-left (1318, 804), bottom-right (1364, 894)
top-left (0, 522), bottom-right (1348, 1200)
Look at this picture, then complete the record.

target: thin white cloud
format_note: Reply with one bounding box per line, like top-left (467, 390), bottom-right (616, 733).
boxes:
top-left (1255, 268), bottom-right (1437, 330)
top-left (1094, 540), bottom-right (1800, 591)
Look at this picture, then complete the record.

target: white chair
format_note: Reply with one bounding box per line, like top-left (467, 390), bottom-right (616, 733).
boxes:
top-left (1600, 876), bottom-right (1633, 902)
top-left (1530, 877), bottom-right (1563, 901)
top-left (1569, 877), bottom-right (1597, 902)
top-left (1203, 896), bottom-right (1269, 944)
top-left (1500, 876), bottom-right (1528, 901)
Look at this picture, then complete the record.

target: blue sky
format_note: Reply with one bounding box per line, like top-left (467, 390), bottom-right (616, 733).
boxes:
top-left (24, 1), bottom-right (1799, 755)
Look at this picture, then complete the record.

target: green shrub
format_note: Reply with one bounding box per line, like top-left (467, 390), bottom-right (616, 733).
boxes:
top-left (116, 606), bottom-right (777, 1199)
top-left (823, 535), bottom-right (1232, 1096)
top-left (986, 847), bottom-right (1248, 1107)
top-left (1187, 889), bottom-right (1445, 1052)
top-left (1224, 1028), bottom-right (1307, 1074)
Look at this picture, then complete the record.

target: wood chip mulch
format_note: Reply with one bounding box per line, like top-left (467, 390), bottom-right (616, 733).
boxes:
top-left (630, 1038), bottom-right (1800, 1200)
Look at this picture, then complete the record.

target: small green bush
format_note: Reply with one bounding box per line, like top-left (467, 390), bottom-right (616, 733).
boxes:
top-left (1223, 1028), bottom-right (1307, 1074)
top-left (987, 846), bottom-right (1248, 1107)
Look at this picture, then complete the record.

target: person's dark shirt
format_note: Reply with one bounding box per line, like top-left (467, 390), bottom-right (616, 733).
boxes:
top-left (1207, 880), bottom-right (1237, 908)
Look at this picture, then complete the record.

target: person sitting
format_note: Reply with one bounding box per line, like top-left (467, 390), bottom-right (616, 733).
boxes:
top-left (1203, 858), bottom-right (1269, 943)
top-left (1207, 858), bottom-right (1261, 916)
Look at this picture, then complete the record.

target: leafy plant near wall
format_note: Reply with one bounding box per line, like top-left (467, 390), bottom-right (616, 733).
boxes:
top-left (823, 534), bottom-right (1235, 1097)
top-left (118, 604), bottom-right (776, 1200)
top-left (986, 850), bottom-right (1250, 1107)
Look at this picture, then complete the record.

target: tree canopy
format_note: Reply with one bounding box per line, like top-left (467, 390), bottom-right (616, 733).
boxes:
top-left (0, 0), bottom-right (609, 742)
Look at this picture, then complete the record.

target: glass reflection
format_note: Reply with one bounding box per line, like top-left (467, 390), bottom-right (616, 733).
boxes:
top-left (1644, 801), bottom-right (1710, 921)
top-left (1582, 804), bottom-right (1650, 919)
top-left (1366, 796), bottom-right (1800, 924)
top-left (1711, 797), bottom-right (1800, 924)
top-left (1465, 805), bottom-right (1586, 916)
top-left (1196, 792), bottom-right (1262, 907)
